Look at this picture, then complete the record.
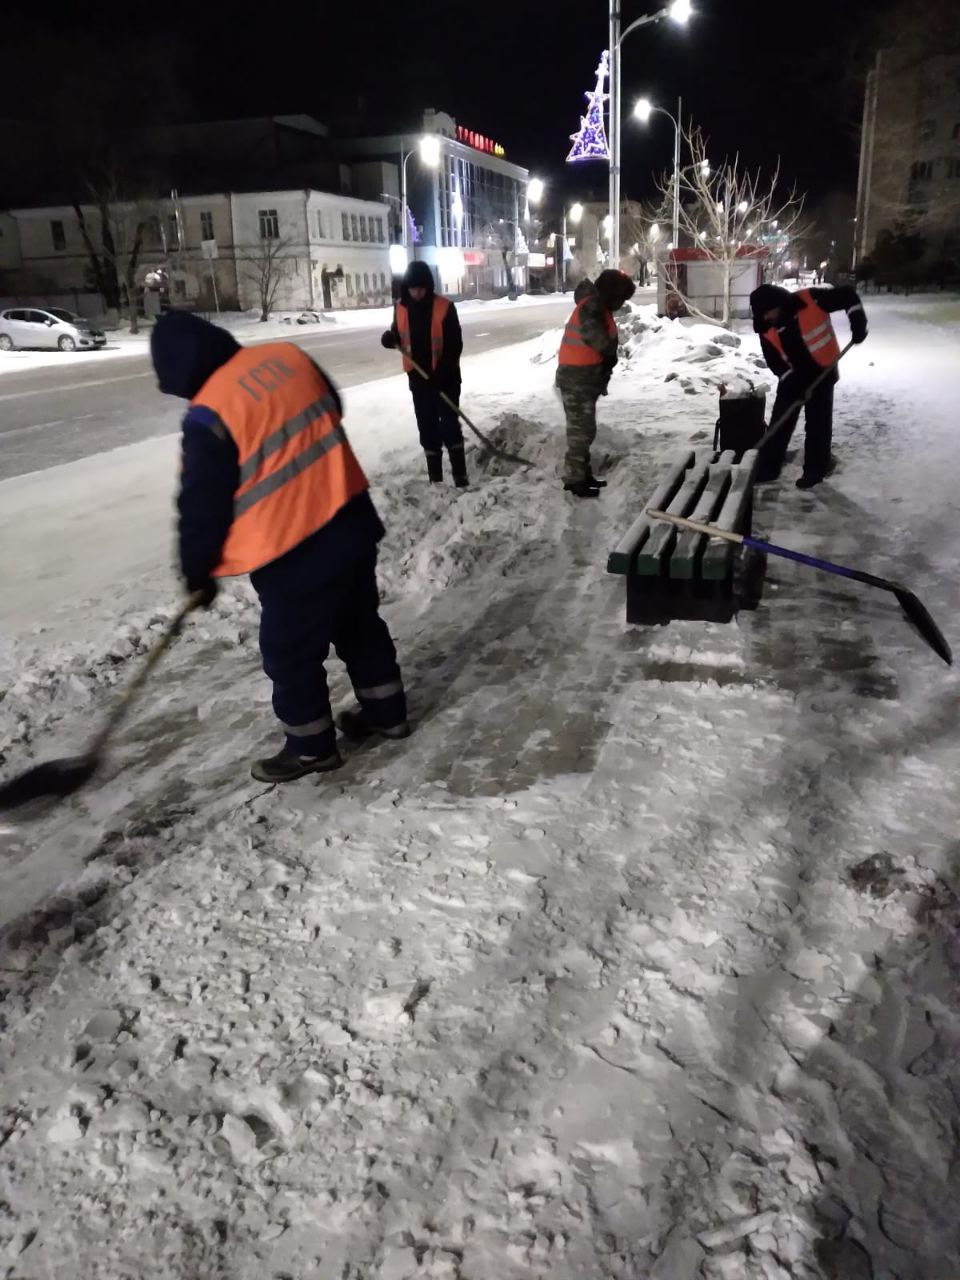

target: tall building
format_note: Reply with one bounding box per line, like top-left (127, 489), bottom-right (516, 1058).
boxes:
top-left (332, 109), bottom-right (532, 296)
top-left (855, 48), bottom-right (960, 262)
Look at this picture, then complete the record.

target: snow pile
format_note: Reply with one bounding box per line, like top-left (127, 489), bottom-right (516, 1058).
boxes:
top-left (2, 298), bottom-right (960, 1279)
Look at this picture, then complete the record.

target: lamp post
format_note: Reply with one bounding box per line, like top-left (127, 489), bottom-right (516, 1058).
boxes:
top-left (609, 0), bottom-right (691, 269)
top-left (633, 96), bottom-right (682, 248)
top-left (563, 201), bottom-right (583, 292)
top-left (401, 134), bottom-right (441, 255)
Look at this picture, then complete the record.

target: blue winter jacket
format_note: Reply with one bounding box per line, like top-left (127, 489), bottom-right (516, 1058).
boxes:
top-left (150, 312), bottom-right (385, 595)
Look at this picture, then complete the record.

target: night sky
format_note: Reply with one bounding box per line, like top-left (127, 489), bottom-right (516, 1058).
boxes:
top-left (14, 0), bottom-right (879, 205)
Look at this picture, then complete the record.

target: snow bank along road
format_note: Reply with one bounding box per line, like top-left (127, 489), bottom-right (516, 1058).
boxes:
top-left (0, 295), bottom-right (574, 482)
top-left (1, 297), bottom-right (960, 1279)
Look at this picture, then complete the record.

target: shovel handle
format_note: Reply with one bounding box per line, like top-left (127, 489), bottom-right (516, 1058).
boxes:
top-left (88, 592), bottom-right (207, 756)
top-left (755, 341), bottom-right (854, 453)
top-left (646, 509), bottom-right (745, 546)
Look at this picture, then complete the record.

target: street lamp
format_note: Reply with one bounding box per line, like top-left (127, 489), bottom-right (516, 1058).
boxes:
top-left (401, 134), bottom-right (441, 251)
top-left (527, 177), bottom-right (545, 205)
top-left (650, 221), bottom-right (661, 241)
top-left (557, 202), bottom-right (584, 294)
top-left (609, 0), bottom-right (692, 266)
top-left (633, 96), bottom-right (682, 248)
top-left (737, 200), bottom-right (749, 214)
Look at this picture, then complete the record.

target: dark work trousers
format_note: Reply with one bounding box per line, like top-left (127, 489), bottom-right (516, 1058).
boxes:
top-left (409, 378), bottom-right (464, 457)
top-left (759, 379), bottom-right (835, 480)
top-left (255, 554), bottom-right (406, 758)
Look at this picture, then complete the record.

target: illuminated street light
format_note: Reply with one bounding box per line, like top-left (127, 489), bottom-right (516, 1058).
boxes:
top-left (569, 202), bottom-right (584, 224)
top-left (668, 0), bottom-right (693, 23)
top-left (527, 177), bottom-right (545, 205)
top-left (737, 200), bottom-right (749, 214)
top-left (649, 221), bottom-right (661, 241)
top-left (400, 135), bottom-right (441, 250)
top-left (633, 97), bottom-right (653, 123)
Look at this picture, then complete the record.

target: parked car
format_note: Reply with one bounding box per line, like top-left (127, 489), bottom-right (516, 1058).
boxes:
top-left (0, 307), bottom-right (107, 352)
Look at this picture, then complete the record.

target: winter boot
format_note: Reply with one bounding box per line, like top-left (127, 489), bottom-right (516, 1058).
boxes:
top-left (448, 444), bottom-right (469, 489)
top-left (795, 456), bottom-right (838, 490)
top-left (251, 749), bottom-right (343, 783)
top-left (339, 708), bottom-right (411, 743)
top-left (563, 479), bottom-right (601, 499)
top-left (425, 451), bottom-right (443, 484)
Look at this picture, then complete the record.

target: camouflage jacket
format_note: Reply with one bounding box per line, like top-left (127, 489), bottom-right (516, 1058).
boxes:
top-left (555, 283), bottom-right (619, 391)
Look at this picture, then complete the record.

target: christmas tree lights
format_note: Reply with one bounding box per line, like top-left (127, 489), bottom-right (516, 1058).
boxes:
top-left (567, 52), bottom-right (611, 164)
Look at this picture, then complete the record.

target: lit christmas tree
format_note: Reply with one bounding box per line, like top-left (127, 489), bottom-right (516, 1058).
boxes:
top-left (567, 51), bottom-right (611, 164)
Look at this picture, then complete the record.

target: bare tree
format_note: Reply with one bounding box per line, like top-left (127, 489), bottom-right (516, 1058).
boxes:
top-left (73, 180), bottom-right (163, 333)
top-left (239, 237), bottom-right (295, 322)
top-left (656, 124), bottom-right (806, 327)
top-left (620, 199), bottom-right (663, 283)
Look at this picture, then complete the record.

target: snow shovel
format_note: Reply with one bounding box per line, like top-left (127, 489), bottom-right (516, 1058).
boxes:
top-left (405, 356), bottom-right (534, 467)
top-left (0, 592), bottom-right (206, 812)
top-left (645, 509), bottom-right (952, 667)
top-left (754, 341), bottom-right (854, 455)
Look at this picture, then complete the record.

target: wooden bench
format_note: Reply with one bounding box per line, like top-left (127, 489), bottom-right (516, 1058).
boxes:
top-left (607, 447), bottom-right (761, 624)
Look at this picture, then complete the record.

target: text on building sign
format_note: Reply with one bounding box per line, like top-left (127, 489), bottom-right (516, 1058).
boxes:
top-left (456, 126), bottom-right (505, 157)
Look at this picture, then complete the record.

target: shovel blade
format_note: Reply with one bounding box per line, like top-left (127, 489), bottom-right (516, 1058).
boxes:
top-left (0, 755), bottom-right (99, 812)
top-left (895, 589), bottom-right (952, 666)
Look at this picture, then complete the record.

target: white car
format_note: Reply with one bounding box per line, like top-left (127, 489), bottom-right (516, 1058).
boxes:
top-left (0, 307), bottom-right (107, 353)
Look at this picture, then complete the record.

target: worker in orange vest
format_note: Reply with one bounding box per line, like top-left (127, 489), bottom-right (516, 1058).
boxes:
top-left (151, 312), bottom-right (407, 784)
top-left (381, 261), bottom-right (466, 487)
top-left (751, 283), bottom-right (868, 488)
top-left (556, 270), bottom-right (636, 498)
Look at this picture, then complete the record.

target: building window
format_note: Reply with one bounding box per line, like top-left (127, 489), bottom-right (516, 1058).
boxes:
top-left (363, 272), bottom-right (370, 291)
top-left (168, 214), bottom-right (180, 249)
top-left (351, 214), bottom-right (359, 241)
top-left (51, 219), bottom-right (66, 251)
top-left (345, 274), bottom-right (354, 296)
top-left (947, 158), bottom-right (960, 179)
top-left (342, 212), bottom-right (350, 240)
top-left (918, 119), bottom-right (936, 143)
top-left (317, 211), bottom-right (328, 239)
top-left (911, 159), bottom-right (934, 182)
top-left (355, 272), bottom-right (362, 295)
top-left (359, 215), bottom-right (368, 241)
top-left (258, 208), bottom-right (280, 239)
top-left (380, 271), bottom-right (387, 289)
top-left (200, 210), bottom-right (214, 241)
top-left (372, 216), bottom-right (382, 242)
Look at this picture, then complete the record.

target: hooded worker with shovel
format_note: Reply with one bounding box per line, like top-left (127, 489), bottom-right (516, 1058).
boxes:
top-left (381, 261), bottom-right (467, 488)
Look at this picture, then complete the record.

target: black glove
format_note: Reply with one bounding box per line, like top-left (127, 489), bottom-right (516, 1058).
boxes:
top-left (850, 319), bottom-right (868, 345)
top-left (380, 330), bottom-right (398, 350)
top-left (187, 578), bottom-right (218, 608)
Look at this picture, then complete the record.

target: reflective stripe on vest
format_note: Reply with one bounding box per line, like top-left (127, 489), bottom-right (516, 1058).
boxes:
top-left (764, 289), bottom-right (841, 369)
top-left (395, 295), bottom-right (451, 373)
top-left (191, 342), bottom-right (368, 577)
top-left (558, 299), bottom-right (618, 367)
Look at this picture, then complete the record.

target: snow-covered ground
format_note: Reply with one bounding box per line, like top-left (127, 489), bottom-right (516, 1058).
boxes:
top-left (0, 294), bottom-right (567, 378)
top-left (1, 296), bottom-right (959, 1279)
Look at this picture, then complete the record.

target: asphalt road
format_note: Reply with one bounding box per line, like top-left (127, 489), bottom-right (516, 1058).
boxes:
top-left (0, 298), bottom-right (572, 482)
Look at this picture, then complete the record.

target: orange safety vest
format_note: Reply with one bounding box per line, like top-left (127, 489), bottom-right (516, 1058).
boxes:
top-left (763, 289), bottom-right (841, 369)
top-left (192, 342), bottom-right (368, 578)
top-left (558, 299), bottom-right (618, 366)
top-left (395, 295), bottom-right (451, 373)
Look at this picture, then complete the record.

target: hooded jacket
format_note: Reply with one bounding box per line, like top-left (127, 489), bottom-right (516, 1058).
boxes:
top-left (381, 261), bottom-right (463, 391)
top-left (750, 283), bottom-right (867, 388)
top-left (151, 311), bottom-right (383, 594)
top-left (556, 271), bottom-right (636, 391)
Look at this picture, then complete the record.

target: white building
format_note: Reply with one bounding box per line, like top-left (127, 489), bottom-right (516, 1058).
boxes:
top-left (6, 188), bottom-right (393, 315)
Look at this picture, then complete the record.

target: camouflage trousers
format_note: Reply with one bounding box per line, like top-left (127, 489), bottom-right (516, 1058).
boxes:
top-left (558, 382), bottom-right (600, 484)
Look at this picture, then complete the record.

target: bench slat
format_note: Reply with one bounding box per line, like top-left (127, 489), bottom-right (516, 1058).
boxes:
top-left (635, 466), bottom-right (709, 576)
top-left (669, 466), bottom-right (732, 580)
top-left (701, 451), bottom-right (759, 581)
top-left (606, 450), bottom-right (695, 575)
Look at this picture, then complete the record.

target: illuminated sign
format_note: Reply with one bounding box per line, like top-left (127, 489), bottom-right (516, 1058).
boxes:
top-left (455, 126), bottom-right (506, 157)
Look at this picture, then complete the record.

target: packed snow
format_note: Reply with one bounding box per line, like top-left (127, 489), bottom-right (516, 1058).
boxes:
top-left (1, 295), bottom-right (959, 1279)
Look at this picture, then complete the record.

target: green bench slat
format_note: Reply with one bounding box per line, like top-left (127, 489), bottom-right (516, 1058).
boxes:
top-left (669, 467), bottom-right (732, 580)
top-left (606, 450), bottom-right (695, 575)
top-left (701, 450), bottom-right (760, 581)
top-left (635, 465), bottom-right (709, 576)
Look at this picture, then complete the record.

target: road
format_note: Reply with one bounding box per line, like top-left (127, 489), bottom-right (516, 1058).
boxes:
top-left (0, 299), bottom-right (572, 481)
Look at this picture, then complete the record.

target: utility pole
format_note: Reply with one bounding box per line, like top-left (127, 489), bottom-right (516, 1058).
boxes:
top-left (608, 0), bottom-right (621, 269)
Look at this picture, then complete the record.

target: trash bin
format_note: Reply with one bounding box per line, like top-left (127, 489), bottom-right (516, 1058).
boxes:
top-left (714, 380), bottom-right (767, 457)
